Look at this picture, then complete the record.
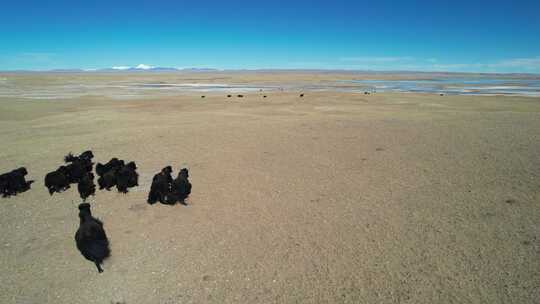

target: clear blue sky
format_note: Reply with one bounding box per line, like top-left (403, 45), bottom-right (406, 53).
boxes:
top-left (1, 0), bottom-right (539, 73)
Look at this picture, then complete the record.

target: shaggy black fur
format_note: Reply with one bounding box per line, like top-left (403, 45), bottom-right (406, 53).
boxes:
top-left (0, 167), bottom-right (33, 197)
top-left (147, 166), bottom-right (173, 204)
top-left (65, 150), bottom-right (94, 163)
top-left (116, 161), bottom-right (139, 193)
top-left (78, 172), bottom-right (96, 201)
top-left (97, 169), bottom-right (117, 191)
top-left (96, 158), bottom-right (125, 191)
top-left (168, 168), bottom-right (192, 205)
top-left (74, 203), bottom-right (110, 273)
top-left (65, 150), bottom-right (94, 173)
top-left (148, 167), bottom-right (191, 205)
top-left (95, 158), bottom-right (123, 177)
top-left (44, 166), bottom-right (71, 195)
top-left (65, 161), bottom-right (87, 184)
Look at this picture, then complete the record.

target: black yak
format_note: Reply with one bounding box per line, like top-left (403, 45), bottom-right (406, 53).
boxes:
top-left (44, 166), bottom-right (71, 195)
top-left (65, 162), bottom-right (87, 184)
top-left (147, 166), bottom-right (172, 204)
top-left (97, 170), bottom-right (117, 191)
top-left (116, 162), bottom-right (138, 193)
top-left (96, 158), bottom-right (123, 177)
top-left (150, 167), bottom-right (192, 205)
top-left (0, 167), bottom-right (33, 197)
top-left (96, 158), bottom-right (124, 191)
top-left (169, 168), bottom-right (192, 205)
top-left (78, 172), bottom-right (96, 201)
top-left (74, 203), bottom-right (110, 273)
top-left (65, 150), bottom-right (94, 163)
top-left (65, 150), bottom-right (94, 173)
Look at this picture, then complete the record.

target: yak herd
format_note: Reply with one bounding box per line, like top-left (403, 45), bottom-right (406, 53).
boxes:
top-left (1, 150), bottom-right (192, 273)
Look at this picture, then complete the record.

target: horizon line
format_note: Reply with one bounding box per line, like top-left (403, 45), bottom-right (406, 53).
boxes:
top-left (1, 68), bottom-right (539, 76)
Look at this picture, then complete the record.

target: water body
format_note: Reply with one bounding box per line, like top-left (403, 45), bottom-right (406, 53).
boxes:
top-left (0, 76), bottom-right (539, 99)
top-left (344, 78), bottom-right (540, 96)
top-left (0, 82), bottom-right (276, 99)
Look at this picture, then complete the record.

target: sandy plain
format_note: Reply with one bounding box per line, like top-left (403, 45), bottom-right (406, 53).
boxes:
top-left (0, 72), bottom-right (539, 304)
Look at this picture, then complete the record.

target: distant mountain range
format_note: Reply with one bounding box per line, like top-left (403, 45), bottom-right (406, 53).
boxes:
top-left (42, 66), bottom-right (220, 73)
top-left (2, 67), bottom-right (539, 77)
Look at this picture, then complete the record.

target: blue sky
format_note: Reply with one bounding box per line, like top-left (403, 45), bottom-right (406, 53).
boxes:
top-left (1, 0), bottom-right (539, 73)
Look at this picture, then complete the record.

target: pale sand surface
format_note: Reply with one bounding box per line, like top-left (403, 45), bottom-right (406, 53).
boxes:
top-left (0, 73), bottom-right (539, 303)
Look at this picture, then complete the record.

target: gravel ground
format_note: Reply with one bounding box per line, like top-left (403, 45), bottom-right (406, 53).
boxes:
top-left (0, 75), bottom-right (539, 303)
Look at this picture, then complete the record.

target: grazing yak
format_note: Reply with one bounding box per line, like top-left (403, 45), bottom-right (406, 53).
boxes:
top-left (64, 150), bottom-right (94, 183)
top-left (65, 161), bottom-right (88, 184)
top-left (147, 166), bottom-right (173, 204)
top-left (97, 169), bottom-right (118, 191)
top-left (149, 166), bottom-right (191, 205)
top-left (0, 167), bottom-right (33, 197)
top-left (78, 172), bottom-right (96, 201)
top-left (65, 150), bottom-right (94, 164)
top-left (116, 162), bottom-right (139, 193)
top-left (75, 203), bottom-right (110, 273)
top-left (96, 158), bottom-right (123, 177)
top-left (65, 150), bottom-right (94, 173)
top-left (44, 166), bottom-right (72, 195)
top-left (96, 158), bottom-right (138, 193)
top-left (168, 168), bottom-right (192, 205)
top-left (96, 158), bottom-right (125, 191)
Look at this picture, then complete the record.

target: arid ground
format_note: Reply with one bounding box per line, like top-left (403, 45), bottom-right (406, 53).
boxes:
top-left (0, 72), bottom-right (539, 303)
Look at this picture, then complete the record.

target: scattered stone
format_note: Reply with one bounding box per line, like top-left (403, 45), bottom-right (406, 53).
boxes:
top-left (505, 199), bottom-right (517, 205)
